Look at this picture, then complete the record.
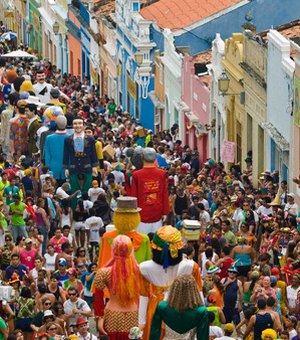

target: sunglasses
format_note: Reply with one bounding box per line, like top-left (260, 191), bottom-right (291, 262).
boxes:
top-left (44, 302), bottom-right (51, 306)
top-left (69, 293), bottom-right (77, 296)
top-left (48, 328), bottom-right (56, 331)
top-left (79, 250), bottom-right (85, 253)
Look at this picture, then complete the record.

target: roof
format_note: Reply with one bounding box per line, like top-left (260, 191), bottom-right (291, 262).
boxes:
top-left (93, 0), bottom-right (115, 20)
top-left (192, 50), bottom-right (211, 64)
top-left (140, 0), bottom-right (242, 30)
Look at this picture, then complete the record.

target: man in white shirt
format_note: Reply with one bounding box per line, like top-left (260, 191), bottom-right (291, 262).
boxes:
top-left (284, 193), bottom-right (299, 218)
top-left (111, 165), bottom-right (125, 186)
top-left (56, 183), bottom-right (80, 201)
top-left (63, 286), bottom-right (92, 327)
top-left (85, 214), bottom-right (103, 261)
top-left (76, 317), bottom-right (97, 340)
top-left (256, 197), bottom-right (273, 217)
top-left (198, 190), bottom-right (209, 211)
top-left (198, 203), bottom-right (211, 232)
top-left (88, 181), bottom-right (105, 203)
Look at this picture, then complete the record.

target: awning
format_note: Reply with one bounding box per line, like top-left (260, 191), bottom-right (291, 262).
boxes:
top-left (262, 122), bottom-right (289, 151)
top-left (149, 91), bottom-right (164, 109)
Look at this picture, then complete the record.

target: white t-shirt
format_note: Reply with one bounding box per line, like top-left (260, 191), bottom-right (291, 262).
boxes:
top-left (85, 216), bottom-right (103, 243)
top-left (287, 285), bottom-right (300, 309)
top-left (289, 329), bottom-right (297, 339)
top-left (63, 298), bottom-right (91, 326)
top-left (209, 326), bottom-right (223, 338)
top-left (111, 170), bottom-right (125, 186)
top-left (83, 200), bottom-right (93, 210)
top-left (56, 187), bottom-right (69, 200)
top-left (257, 205), bottom-right (273, 217)
top-left (199, 210), bottom-right (211, 230)
top-left (44, 253), bottom-right (57, 271)
top-left (88, 187), bottom-right (105, 203)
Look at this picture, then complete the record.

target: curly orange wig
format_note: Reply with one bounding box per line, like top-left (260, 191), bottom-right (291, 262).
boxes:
top-left (108, 235), bottom-right (139, 306)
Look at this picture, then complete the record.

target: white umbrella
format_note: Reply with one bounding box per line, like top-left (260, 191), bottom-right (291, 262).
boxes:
top-left (1, 50), bottom-right (37, 59)
top-left (0, 32), bottom-right (17, 41)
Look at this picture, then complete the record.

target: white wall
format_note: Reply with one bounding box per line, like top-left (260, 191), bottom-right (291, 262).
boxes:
top-left (161, 29), bottom-right (183, 139)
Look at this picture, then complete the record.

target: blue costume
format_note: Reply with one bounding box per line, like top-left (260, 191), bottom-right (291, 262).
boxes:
top-left (45, 131), bottom-right (70, 181)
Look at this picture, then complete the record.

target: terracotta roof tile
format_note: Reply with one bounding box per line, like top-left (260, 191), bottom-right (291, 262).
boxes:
top-left (192, 50), bottom-right (212, 64)
top-left (141, 0), bottom-right (242, 29)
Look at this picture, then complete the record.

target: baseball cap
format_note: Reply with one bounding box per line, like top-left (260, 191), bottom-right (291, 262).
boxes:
top-left (25, 238), bottom-right (32, 244)
top-left (16, 99), bottom-right (27, 109)
top-left (287, 193), bottom-right (295, 198)
top-left (288, 315), bottom-right (298, 326)
top-left (224, 323), bottom-right (234, 333)
top-left (271, 267), bottom-right (280, 279)
top-left (58, 258), bottom-right (67, 266)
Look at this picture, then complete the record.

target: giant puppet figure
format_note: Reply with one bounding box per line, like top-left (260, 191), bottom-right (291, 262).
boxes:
top-left (139, 225), bottom-right (203, 340)
top-left (63, 116), bottom-right (98, 204)
top-left (131, 147), bottom-right (170, 234)
top-left (94, 235), bottom-right (140, 339)
top-left (95, 196), bottom-right (151, 317)
top-left (45, 115), bottom-right (70, 186)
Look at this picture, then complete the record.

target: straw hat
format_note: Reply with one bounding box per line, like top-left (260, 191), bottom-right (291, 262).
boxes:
top-left (269, 189), bottom-right (281, 207)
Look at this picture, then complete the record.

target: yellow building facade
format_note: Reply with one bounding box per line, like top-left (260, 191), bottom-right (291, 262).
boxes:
top-left (241, 29), bottom-right (267, 186)
top-left (222, 33), bottom-right (245, 166)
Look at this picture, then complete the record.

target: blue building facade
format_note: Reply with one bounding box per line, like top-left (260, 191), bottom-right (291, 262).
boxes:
top-left (79, 3), bottom-right (91, 80)
top-left (115, 0), bottom-right (162, 129)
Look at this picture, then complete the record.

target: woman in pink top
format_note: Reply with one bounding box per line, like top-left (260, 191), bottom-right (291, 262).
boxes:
top-left (49, 228), bottom-right (67, 254)
top-left (20, 238), bottom-right (38, 271)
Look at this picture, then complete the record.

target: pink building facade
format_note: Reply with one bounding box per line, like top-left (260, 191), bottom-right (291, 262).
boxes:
top-left (181, 55), bottom-right (210, 165)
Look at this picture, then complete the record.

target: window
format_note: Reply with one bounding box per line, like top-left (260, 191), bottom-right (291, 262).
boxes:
top-left (132, 2), bottom-right (139, 11)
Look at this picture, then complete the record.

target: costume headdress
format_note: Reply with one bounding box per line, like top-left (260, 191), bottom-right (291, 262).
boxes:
top-left (109, 235), bottom-right (139, 306)
top-left (152, 225), bottom-right (183, 269)
top-left (43, 106), bottom-right (63, 127)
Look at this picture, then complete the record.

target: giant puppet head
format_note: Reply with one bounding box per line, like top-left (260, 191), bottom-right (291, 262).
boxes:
top-left (43, 106), bottom-right (64, 129)
top-left (113, 196), bottom-right (141, 233)
top-left (151, 225), bottom-right (184, 269)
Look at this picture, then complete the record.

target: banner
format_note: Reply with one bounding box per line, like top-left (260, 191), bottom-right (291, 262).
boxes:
top-left (127, 74), bottom-right (136, 100)
top-left (221, 140), bottom-right (235, 163)
top-left (294, 76), bottom-right (300, 128)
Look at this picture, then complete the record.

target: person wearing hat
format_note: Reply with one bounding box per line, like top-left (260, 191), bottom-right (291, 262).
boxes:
top-left (94, 235), bottom-right (139, 338)
top-left (215, 323), bottom-right (235, 339)
top-left (9, 99), bottom-right (29, 157)
top-left (25, 102), bottom-right (42, 156)
top-left (44, 115), bottom-right (70, 186)
top-left (87, 180), bottom-right (105, 203)
top-left (220, 266), bottom-right (243, 325)
top-left (37, 310), bottom-right (64, 335)
top-left (75, 317), bottom-right (97, 340)
top-left (139, 225), bottom-right (202, 339)
top-left (261, 328), bottom-right (278, 340)
top-left (46, 87), bottom-right (66, 113)
top-left (131, 147), bottom-right (170, 234)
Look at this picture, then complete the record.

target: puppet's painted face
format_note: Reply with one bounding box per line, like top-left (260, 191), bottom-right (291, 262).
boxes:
top-left (73, 119), bottom-right (84, 134)
top-left (36, 72), bottom-right (46, 83)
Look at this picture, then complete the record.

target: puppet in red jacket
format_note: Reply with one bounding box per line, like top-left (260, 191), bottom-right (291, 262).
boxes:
top-left (131, 147), bottom-right (170, 235)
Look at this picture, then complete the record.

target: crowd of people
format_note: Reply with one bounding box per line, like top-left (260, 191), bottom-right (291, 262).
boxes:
top-left (0, 45), bottom-right (297, 340)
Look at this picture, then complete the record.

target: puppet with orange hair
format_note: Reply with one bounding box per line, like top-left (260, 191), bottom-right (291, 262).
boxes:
top-left (94, 234), bottom-right (140, 339)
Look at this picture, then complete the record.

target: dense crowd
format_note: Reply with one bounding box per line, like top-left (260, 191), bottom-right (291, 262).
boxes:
top-left (0, 44), bottom-right (298, 340)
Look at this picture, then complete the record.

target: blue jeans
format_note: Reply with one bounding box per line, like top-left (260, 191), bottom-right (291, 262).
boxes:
top-left (38, 225), bottom-right (48, 255)
top-left (12, 225), bottom-right (28, 242)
